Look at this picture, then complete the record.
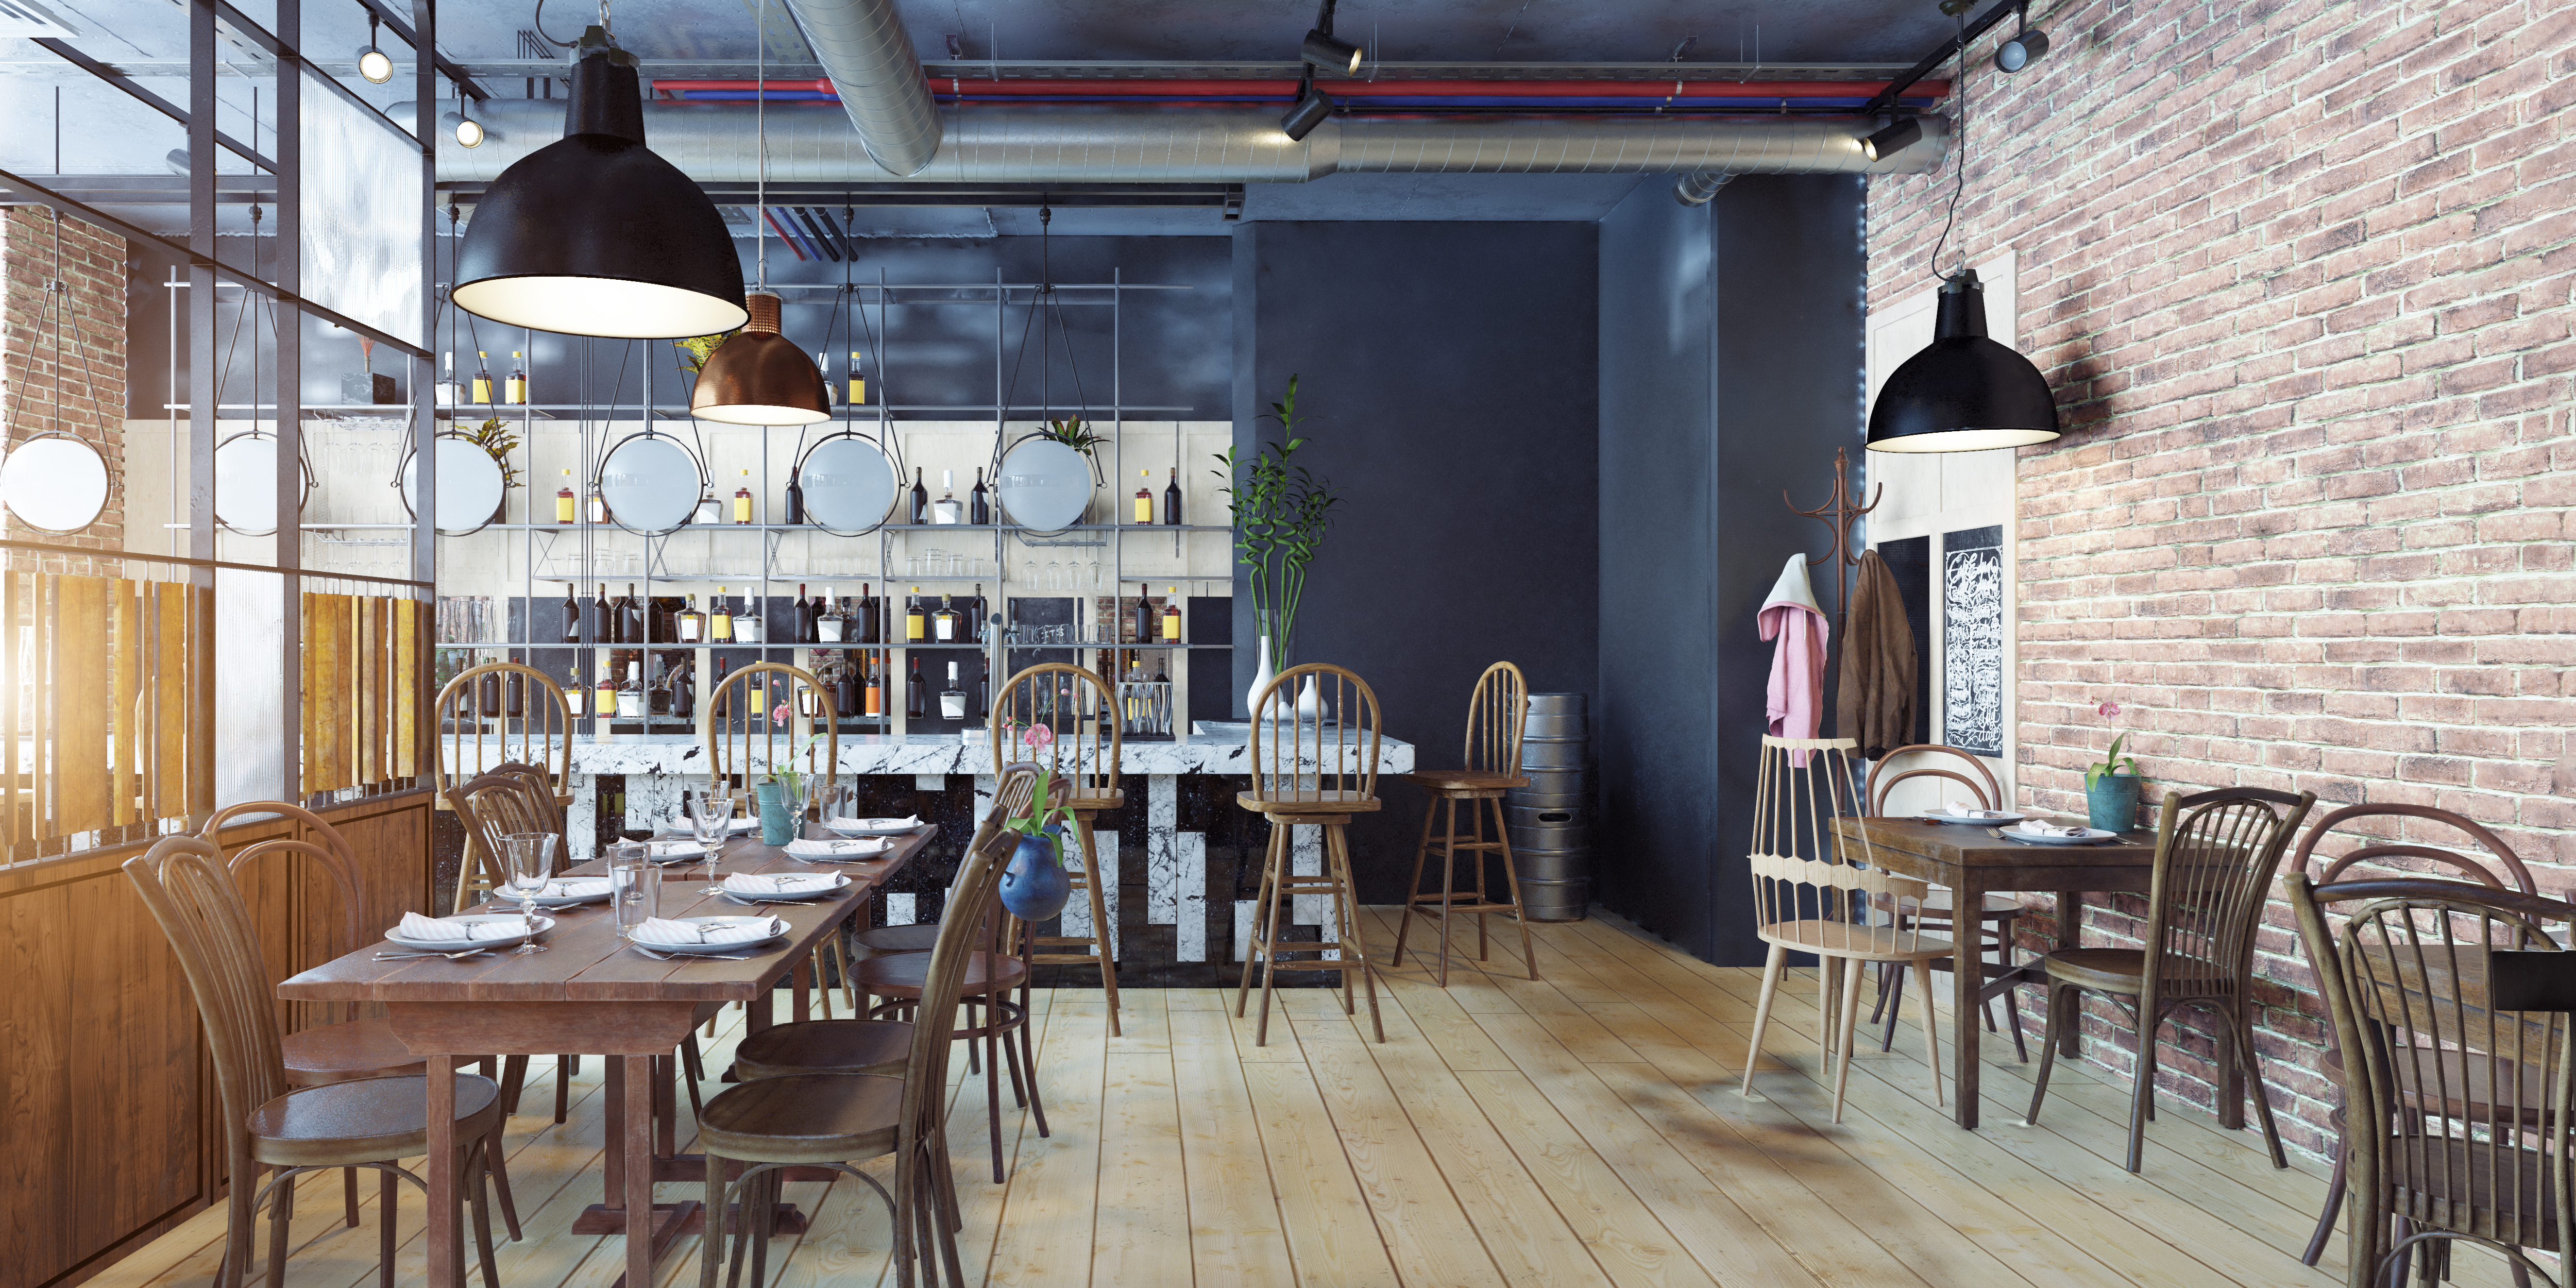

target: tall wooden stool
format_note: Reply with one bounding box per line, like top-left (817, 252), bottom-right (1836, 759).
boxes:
top-left (1234, 663), bottom-right (1386, 1046)
top-left (989, 663), bottom-right (1125, 1036)
top-left (1392, 660), bottom-right (1538, 985)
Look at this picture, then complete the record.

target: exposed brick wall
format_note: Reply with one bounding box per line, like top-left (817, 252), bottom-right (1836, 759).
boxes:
top-left (1866, 0), bottom-right (2576, 1161)
top-left (1, 207), bottom-right (127, 575)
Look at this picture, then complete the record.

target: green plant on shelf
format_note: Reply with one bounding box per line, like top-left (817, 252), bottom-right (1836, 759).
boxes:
top-left (1041, 416), bottom-right (1105, 455)
top-left (461, 417), bottom-right (523, 492)
top-left (1215, 374), bottom-right (1341, 675)
top-left (671, 331), bottom-right (734, 376)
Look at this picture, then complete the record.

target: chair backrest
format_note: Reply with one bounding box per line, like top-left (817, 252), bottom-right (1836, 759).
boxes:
top-left (2293, 802), bottom-right (2535, 894)
top-left (201, 801), bottom-right (367, 1025)
top-left (124, 836), bottom-right (287, 1169)
top-left (989, 663), bottom-right (1120, 802)
top-left (705, 662), bottom-right (838, 796)
top-left (899, 762), bottom-right (1040, 1164)
top-left (2283, 873), bottom-right (2576, 1258)
top-left (1749, 735), bottom-right (1935, 941)
top-left (488, 760), bottom-right (566, 836)
top-left (1458, 660), bottom-right (1528, 777)
top-left (432, 662), bottom-right (571, 809)
top-left (451, 772), bottom-right (564, 893)
top-left (2137, 786), bottom-right (2316, 998)
top-left (1247, 663), bottom-right (1383, 805)
top-left (1866, 743), bottom-right (2000, 816)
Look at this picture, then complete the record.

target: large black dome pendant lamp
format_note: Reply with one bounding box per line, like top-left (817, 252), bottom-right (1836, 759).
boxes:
top-left (1865, 269), bottom-right (2060, 452)
top-left (451, 26), bottom-right (747, 339)
top-left (689, 0), bottom-right (830, 425)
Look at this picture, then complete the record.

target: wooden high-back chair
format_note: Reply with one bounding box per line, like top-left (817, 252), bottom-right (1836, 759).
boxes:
top-left (433, 662), bottom-right (571, 911)
top-left (1234, 663), bottom-right (1386, 1046)
top-left (1739, 735), bottom-right (1951, 1122)
top-left (989, 662), bottom-right (1124, 1033)
top-left (705, 661), bottom-right (839, 801)
top-left (1392, 660), bottom-right (1538, 985)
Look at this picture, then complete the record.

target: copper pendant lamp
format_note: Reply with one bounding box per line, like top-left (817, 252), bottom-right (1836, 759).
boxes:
top-left (691, 292), bottom-right (832, 424)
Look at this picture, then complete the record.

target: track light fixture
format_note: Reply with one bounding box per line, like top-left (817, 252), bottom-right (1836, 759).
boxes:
top-left (355, 12), bottom-right (393, 83)
top-left (1995, 3), bottom-right (2049, 74)
top-left (1281, 77), bottom-right (1334, 141)
top-left (1861, 117), bottom-right (1923, 162)
top-left (443, 110), bottom-right (486, 146)
top-left (1298, 0), bottom-right (1363, 75)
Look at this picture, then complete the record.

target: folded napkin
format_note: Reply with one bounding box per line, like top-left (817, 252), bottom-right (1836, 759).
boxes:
top-left (2016, 820), bottom-right (2094, 838)
top-left (1946, 802), bottom-right (1994, 817)
top-left (394, 911), bottom-right (528, 942)
top-left (646, 840), bottom-right (707, 860)
top-left (785, 836), bottom-right (892, 860)
top-left (723, 872), bottom-right (840, 896)
top-left (829, 815), bottom-right (924, 832)
top-left (524, 878), bottom-right (612, 899)
top-left (632, 916), bottom-right (783, 947)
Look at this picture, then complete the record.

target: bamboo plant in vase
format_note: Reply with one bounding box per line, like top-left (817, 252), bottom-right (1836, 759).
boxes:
top-left (1216, 375), bottom-right (1343, 721)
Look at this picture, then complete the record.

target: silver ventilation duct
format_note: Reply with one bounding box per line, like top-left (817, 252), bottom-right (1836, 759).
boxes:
top-left (776, 0), bottom-right (941, 176)
top-left (426, 101), bottom-right (1948, 184)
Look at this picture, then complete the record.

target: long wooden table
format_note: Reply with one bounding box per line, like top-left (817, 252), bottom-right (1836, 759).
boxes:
top-left (279, 826), bottom-right (929, 1288)
top-left (1832, 817), bottom-right (2173, 1131)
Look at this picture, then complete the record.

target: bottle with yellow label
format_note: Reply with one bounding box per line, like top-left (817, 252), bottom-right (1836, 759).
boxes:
top-left (733, 469), bottom-right (754, 524)
top-left (555, 469), bottom-right (576, 523)
top-left (471, 351), bottom-right (493, 404)
top-left (848, 351), bottom-right (866, 405)
top-left (709, 589), bottom-right (734, 643)
top-left (905, 589), bottom-right (926, 642)
top-left (1133, 469), bottom-right (1154, 523)
top-left (1162, 587), bottom-right (1182, 642)
top-left (506, 351), bottom-right (528, 404)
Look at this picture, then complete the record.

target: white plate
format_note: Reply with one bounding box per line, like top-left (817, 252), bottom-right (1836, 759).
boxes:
top-left (2006, 826), bottom-right (2122, 845)
top-left (631, 917), bottom-right (787, 955)
top-left (1917, 810), bottom-right (2029, 825)
top-left (826, 817), bottom-right (924, 837)
top-left (724, 873), bottom-right (851, 902)
top-left (385, 914), bottom-right (554, 951)
top-left (490, 884), bottom-right (613, 908)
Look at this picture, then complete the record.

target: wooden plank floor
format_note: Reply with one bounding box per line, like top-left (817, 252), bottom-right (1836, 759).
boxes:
top-left (95, 909), bottom-right (2382, 1288)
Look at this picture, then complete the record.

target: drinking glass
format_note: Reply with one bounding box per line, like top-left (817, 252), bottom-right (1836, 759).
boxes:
top-left (608, 841), bottom-right (657, 938)
top-left (688, 791), bottom-right (736, 895)
top-left (501, 832), bottom-right (556, 954)
top-left (811, 777), bottom-right (845, 832)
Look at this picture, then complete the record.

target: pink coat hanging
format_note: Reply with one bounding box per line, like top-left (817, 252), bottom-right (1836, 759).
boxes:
top-left (1758, 555), bottom-right (1829, 764)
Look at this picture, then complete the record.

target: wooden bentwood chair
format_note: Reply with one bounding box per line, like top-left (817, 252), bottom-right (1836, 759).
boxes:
top-left (706, 660), bottom-right (859, 1019)
top-left (985, 663), bottom-right (1125, 1033)
top-left (126, 836), bottom-right (506, 1288)
top-left (1740, 736), bottom-right (1949, 1123)
top-left (1391, 660), bottom-right (1539, 985)
top-left (1235, 663), bottom-right (1387, 1046)
top-left (697, 772), bottom-right (1037, 1288)
top-left (1863, 744), bottom-right (2029, 1061)
top-left (2284, 873), bottom-right (2576, 1288)
top-left (2024, 786), bottom-right (2315, 1174)
top-left (431, 660), bottom-right (572, 913)
top-left (2289, 804), bottom-right (2542, 1272)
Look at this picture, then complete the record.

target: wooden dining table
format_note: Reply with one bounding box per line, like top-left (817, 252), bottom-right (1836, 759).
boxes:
top-left (1832, 816), bottom-right (2169, 1131)
top-left (278, 824), bottom-right (931, 1288)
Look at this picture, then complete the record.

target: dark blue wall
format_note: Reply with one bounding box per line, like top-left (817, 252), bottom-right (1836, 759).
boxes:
top-left (1231, 221), bottom-right (1601, 901)
top-left (1597, 175), bottom-right (1868, 965)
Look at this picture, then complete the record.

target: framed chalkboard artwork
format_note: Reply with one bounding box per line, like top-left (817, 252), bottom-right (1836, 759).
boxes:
top-left (1942, 525), bottom-right (2006, 757)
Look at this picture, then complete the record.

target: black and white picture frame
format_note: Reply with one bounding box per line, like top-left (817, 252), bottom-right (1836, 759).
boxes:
top-left (1942, 525), bottom-right (2006, 757)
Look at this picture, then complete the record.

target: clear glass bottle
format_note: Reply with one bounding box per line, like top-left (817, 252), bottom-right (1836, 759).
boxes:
top-left (905, 589), bottom-right (925, 642)
top-left (735, 594), bottom-right (764, 643)
top-left (565, 667), bottom-right (586, 716)
top-left (677, 595), bottom-right (704, 643)
top-left (594, 663), bottom-right (617, 717)
top-left (1133, 469), bottom-right (1154, 523)
top-left (586, 484), bottom-right (609, 525)
top-left (933, 593), bottom-right (960, 643)
top-left (817, 588), bottom-right (845, 642)
top-left (939, 660), bottom-right (968, 720)
top-left (932, 470), bottom-right (964, 524)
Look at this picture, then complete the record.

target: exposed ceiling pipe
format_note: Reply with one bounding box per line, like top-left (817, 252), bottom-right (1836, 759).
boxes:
top-left (1673, 172), bottom-right (1734, 206)
top-left (654, 77), bottom-right (1954, 106)
top-left (775, 0), bottom-right (940, 176)
top-left (425, 101), bottom-right (1950, 184)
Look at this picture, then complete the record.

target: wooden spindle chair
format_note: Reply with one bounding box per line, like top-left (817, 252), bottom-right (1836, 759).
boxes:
top-left (1234, 663), bottom-right (1386, 1046)
top-left (987, 662), bottom-right (1125, 1033)
top-left (705, 660), bottom-right (856, 1018)
top-left (1862, 743), bottom-right (2028, 1060)
top-left (1392, 659), bottom-right (1538, 984)
top-left (431, 662), bottom-right (571, 913)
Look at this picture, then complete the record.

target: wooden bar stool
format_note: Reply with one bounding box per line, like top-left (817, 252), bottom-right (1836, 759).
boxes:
top-left (430, 661), bottom-right (571, 913)
top-left (1234, 663), bottom-right (1386, 1046)
top-left (1392, 660), bottom-right (1538, 985)
top-left (987, 663), bottom-right (1125, 1036)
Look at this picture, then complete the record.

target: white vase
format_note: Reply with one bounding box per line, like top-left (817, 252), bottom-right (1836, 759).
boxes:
top-left (1246, 637), bottom-right (1276, 720)
top-left (1294, 676), bottom-right (1323, 722)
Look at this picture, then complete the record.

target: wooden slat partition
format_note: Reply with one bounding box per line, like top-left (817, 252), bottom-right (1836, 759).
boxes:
top-left (301, 592), bottom-right (353, 793)
top-left (53, 577), bottom-right (112, 835)
top-left (391, 598), bottom-right (419, 778)
top-left (111, 586), bottom-right (139, 827)
top-left (150, 583), bottom-right (190, 822)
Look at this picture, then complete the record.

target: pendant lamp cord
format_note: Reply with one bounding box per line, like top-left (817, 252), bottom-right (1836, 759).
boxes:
top-left (754, 0), bottom-right (767, 291)
top-left (1927, 6), bottom-right (1969, 279)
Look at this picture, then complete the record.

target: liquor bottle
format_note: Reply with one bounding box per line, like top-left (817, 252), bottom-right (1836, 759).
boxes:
top-left (784, 466), bottom-right (804, 524)
top-left (670, 663), bottom-right (695, 718)
top-left (746, 669), bottom-right (766, 728)
top-left (857, 583), bottom-right (880, 644)
top-left (940, 660), bottom-right (967, 720)
top-left (864, 654), bottom-right (883, 717)
top-left (834, 657), bottom-right (860, 719)
top-left (906, 656), bottom-right (925, 719)
top-left (595, 584), bottom-right (615, 644)
top-left (621, 584), bottom-right (645, 644)
top-left (617, 666), bottom-right (645, 719)
top-left (736, 593), bottom-right (765, 643)
top-left (970, 468), bottom-right (992, 524)
top-left (818, 590), bottom-right (846, 643)
top-left (1162, 587), bottom-right (1182, 642)
top-left (848, 350), bottom-right (866, 405)
top-left (905, 589), bottom-right (925, 643)
top-left (1133, 583), bottom-right (1154, 646)
top-left (693, 492), bottom-right (722, 527)
top-left (970, 583), bottom-right (987, 643)
top-left (810, 586), bottom-right (830, 639)
top-left (560, 584), bottom-right (581, 643)
top-left (587, 483), bottom-right (609, 525)
top-left (677, 595), bottom-right (704, 643)
top-left (974, 654), bottom-right (990, 719)
top-left (472, 351), bottom-right (494, 404)
top-left (733, 470), bottom-right (754, 524)
top-left (908, 468), bottom-right (928, 524)
top-left (817, 351), bottom-right (837, 405)
top-left (1133, 470), bottom-right (1154, 523)
top-left (504, 668), bottom-right (525, 718)
top-left (933, 594), bottom-right (960, 643)
top-left (793, 584), bottom-right (816, 643)
top-left (711, 657), bottom-right (732, 717)
top-left (1164, 468), bottom-right (1182, 526)
top-left (506, 351), bottom-right (528, 404)
top-left (932, 470), bottom-right (963, 524)
top-left (555, 469), bottom-right (577, 524)
top-left (565, 667), bottom-right (586, 716)
top-left (437, 350), bottom-right (461, 405)
top-left (595, 663), bottom-right (617, 718)
top-left (709, 588), bottom-right (734, 643)
top-left (477, 667), bottom-right (501, 716)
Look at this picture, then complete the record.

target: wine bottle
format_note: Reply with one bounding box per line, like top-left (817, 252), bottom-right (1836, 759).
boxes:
top-left (560, 584), bottom-right (581, 643)
top-left (710, 588), bottom-right (734, 643)
top-left (909, 468), bottom-right (928, 524)
top-left (593, 663), bottom-right (616, 717)
top-left (848, 350), bottom-right (866, 405)
top-left (622, 584), bottom-right (645, 644)
top-left (478, 668), bottom-right (501, 716)
top-left (939, 660), bottom-right (967, 720)
top-left (1133, 470), bottom-right (1154, 523)
top-left (1162, 587), bottom-right (1182, 642)
top-left (974, 654), bottom-right (990, 719)
top-left (794, 584), bottom-right (815, 643)
top-left (1164, 468), bottom-right (1182, 526)
top-left (555, 469), bottom-right (577, 524)
top-left (711, 657), bottom-right (732, 717)
top-left (1133, 583), bottom-right (1154, 646)
top-left (671, 663), bottom-right (696, 718)
top-left (596, 584), bottom-right (615, 644)
top-left (834, 657), bottom-right (860, 721)
top-left (504, 668), bottom-right (525, 718)
top-left (933, 470), bottom-right (963, 524)
top-left (472, 351), bottom-right (494, 404)
top-left (857, 583), bottom-right (880, 644)
top-left (906, 656), bottom-right (925, 718)
top-left (905, 590), bottom-right (925, 643)
top-left (506, 351), bottom-right (528, 404)
top-left (678, 594), bottom-right (705, 643)
top-left (970, 583), bottom-right (987, 643)
top-left (785, 466), bottom-right (804, 525)
top-left (811, 586), bottom-right (830, 640)
top-left (970, 468), bottom-right (992, 524)
top-left (933, 594), bottom-right (960, 643)
top-left (733, 470), bottom-right (755, 524)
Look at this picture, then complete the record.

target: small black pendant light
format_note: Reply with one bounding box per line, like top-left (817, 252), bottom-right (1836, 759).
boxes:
top-left (452, 25), bottom-right (747, 339)
top-left (689, 0), bottom-right (830, 425)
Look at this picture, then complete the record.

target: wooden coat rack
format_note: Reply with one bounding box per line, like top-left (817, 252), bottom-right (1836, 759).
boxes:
top-left (1784, 447), bottom-right (1882, 633)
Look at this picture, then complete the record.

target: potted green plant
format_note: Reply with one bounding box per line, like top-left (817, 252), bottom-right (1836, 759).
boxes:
top-left (1041, 416), bottom-right (1105, 455)
top-left (998, 727), bottom-right (1080, 920)
top-left (758, 732), bottom-right (826, 845)
top-left (1215, 375), bottom-right (1342, 716)
top-left (460, 416), bottom-right (522, 524)
top-left (2083, 700), bottom-right (2144, 833)
top-left (672, 332), bottom-right (734, 382)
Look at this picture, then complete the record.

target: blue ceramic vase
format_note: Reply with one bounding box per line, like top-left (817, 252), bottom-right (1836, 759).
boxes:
top-left (2086, 774), bottom-right (2143, 833)
top-left (999, 828), bottom-right (1073, 922)
top-left (756, 780), bottom-right (793, 845)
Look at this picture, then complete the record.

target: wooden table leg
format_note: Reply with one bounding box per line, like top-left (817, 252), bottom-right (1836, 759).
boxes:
top-left (1952, 879), bottom-right (1983, 1130)
top-left (602, 1055), bottom-right (624, 1205)
top-left (2056, 891), bottom-right (2081, 1058)
top-left (426, 1053), bottom-right (460, 1288)
top-left (624, 1054), bottom-right (655, 1288)
top-left (653, 1054), bottom-right (676, 1159)
top-left (792, 952), bottom-right (811, 1023)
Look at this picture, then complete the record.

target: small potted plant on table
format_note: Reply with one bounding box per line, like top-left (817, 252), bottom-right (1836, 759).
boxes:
top-left (2084, 701), bottom-right (2145, 833)
top-left (998, 725), bottom-right (1079, 921)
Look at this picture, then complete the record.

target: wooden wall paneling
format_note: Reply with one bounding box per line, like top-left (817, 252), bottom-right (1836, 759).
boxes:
top-left (63, 861), bottom-right (202, 1265)
top-left (302, 594), bottom-right (352, 794)
top-left (186, 587), bottom-right (213, 817)
top-left (360, 597), bottom-right (385, 786)
top-left (1, 878), bottom-right (74, 1282)
top-left (4, 571), bottom-right (19, 859)
top-left (151, 584), bottom-right (187, 821)
top-left (392, 598), bottom-right (419, 779)
top-left (35, 574), bottom-right (51, 844)
top-left (112, 583), bottom-right (139, 826)
top-left (54, 577), bottom-right (113, 836)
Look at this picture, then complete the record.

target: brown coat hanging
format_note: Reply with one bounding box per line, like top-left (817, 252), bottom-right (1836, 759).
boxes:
top-left (1837, 549), bottom-right (1917, 759)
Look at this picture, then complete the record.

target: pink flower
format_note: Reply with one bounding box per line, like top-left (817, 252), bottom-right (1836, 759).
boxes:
top-left (773, 702), bottom-right (791, 723)
top-left (2097, 701), bottom-right (2122, 718)
top-left (1023, 723), bottom-right (1056, 748)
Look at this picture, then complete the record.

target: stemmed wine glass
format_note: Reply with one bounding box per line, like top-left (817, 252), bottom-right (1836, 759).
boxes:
top-left (688, 791), bottom-right (737, 896)
top-left (501, 832), bottom-right (556, 954)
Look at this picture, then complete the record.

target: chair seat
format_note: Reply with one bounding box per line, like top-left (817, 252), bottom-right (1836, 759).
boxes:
top-left (282, 1017), bottom-right (426, 1085)
top-left (2040, 947), bottom-right (2145, 992)
top-left (1064, 792), bottom-right (1124, 813)
top-left (850, 950), bottom-right (1026, 998)
top-left (698, 1072), bottom-right (905, 1166)
top-left (733, 1019), bottom-right (914, 1080)
top-left (2325, 1044), bottom-right (2554, 1128)
top-left (247, 1073), bottom-right (503, 1169)
top-left (1404, 770), bottom-right (1530, 794)
top-left (1870, 891), bottom-right (2023, 922)
top-left (1237, 790), bottom-right (1381, 816)
top-left (2383, 1135), bottom-right (2562, 1251)
top-left (1756, 919), bottom-right (1953, 961)
top-left (852, 922), bottom-right (943, 954)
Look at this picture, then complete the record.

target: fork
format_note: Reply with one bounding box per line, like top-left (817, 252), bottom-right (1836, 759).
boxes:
top-left (375, 947), bottom-right (493, 961)
top-left (631, 945), bottom-right (761, 961)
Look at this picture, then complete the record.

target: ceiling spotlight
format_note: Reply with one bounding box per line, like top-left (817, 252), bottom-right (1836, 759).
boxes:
top-left (1861, 117), bottom-right (1923, 162)
top-left (163, 148), bottom-right (190, 174)
top-left (355, 13), bottom-right (393, 83)
top-left (1298, 0), bottom-right (1362, 75)
top-left (440, 109), bottom-right (488, 147)
top-left (1996, 0), bottom-right (2048, 72)
top-left (1281, 83), bottom-right (1334, 142)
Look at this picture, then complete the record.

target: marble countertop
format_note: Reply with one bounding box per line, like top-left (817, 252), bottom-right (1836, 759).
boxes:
top-left (450, 732), bottom-right (1415, 778)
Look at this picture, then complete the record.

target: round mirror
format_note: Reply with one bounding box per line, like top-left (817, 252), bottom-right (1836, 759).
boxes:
top-left (397, 434), bottom-right (509, 535)
top-left (0, 436), bottom-right (110, 533)
top-left (994, 437), bottom-right (1093, 531)
top-left (212, 432), bottom-right (313, 535)
top-left (798, 434), bottom-right (897, 534)
top-left (596, 433), bottom-right (703, 534)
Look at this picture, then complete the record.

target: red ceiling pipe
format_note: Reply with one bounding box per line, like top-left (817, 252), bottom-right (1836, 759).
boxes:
top-left (652, 77), bottom-right (1949, 100)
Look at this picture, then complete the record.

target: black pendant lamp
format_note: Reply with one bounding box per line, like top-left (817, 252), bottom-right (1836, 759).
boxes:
top-left (1866, 270), bottom-right (2059, 453)
top-left (452, 28), bottom-right (746, 339)
top-left (692, 292), bottom-right (831, 423)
